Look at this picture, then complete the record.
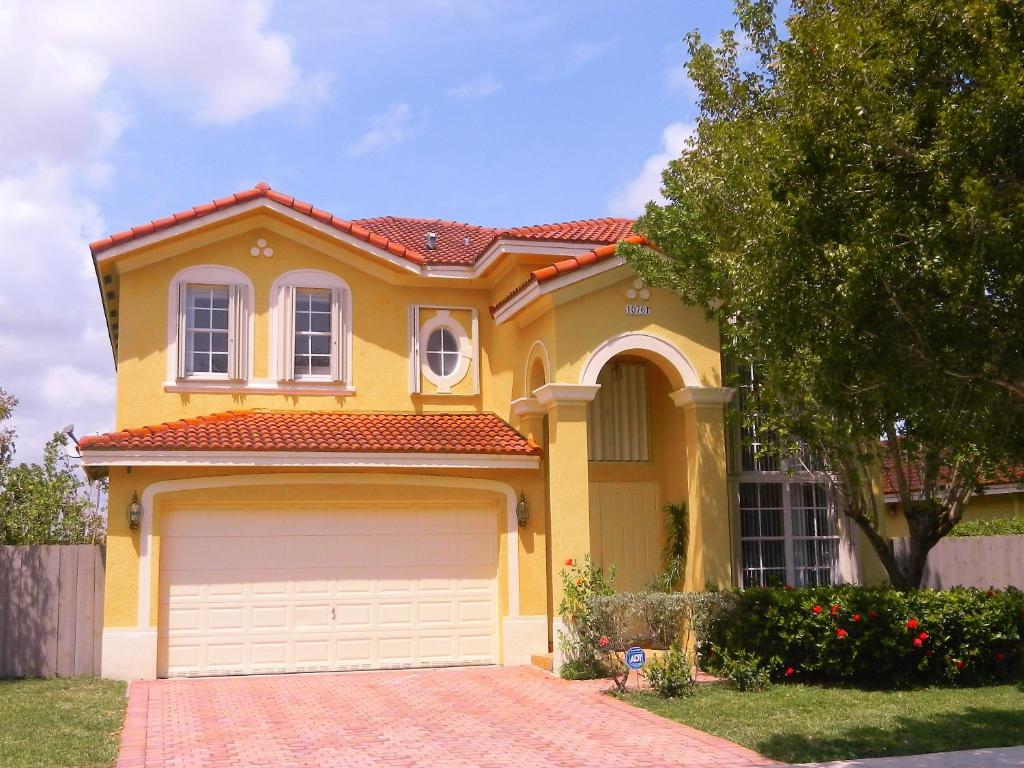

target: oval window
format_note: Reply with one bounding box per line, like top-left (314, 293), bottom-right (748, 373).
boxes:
top-left (426, 327), bottom-right (460, 377)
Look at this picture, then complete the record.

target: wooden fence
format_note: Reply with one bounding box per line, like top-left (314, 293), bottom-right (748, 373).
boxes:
top-left (0, 545), bottom-right (104, 678)
top-left (892, 535), bottom-right (1024, 589)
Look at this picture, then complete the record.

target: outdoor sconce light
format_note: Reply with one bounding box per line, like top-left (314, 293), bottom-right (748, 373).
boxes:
top-left (126, 493), bottom-right (142, 531)
top-left (516, 491), bottom-right (531, 527)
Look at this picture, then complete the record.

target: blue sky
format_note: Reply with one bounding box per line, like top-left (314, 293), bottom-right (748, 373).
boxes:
top-left (0, 0), bottom-right (742, 462)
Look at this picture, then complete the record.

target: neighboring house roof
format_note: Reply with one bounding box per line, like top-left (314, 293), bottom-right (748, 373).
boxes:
top-left (89, 182), bottom-right (634, 268)
top-left (880, 453), bottom-right (1024, 497)
top-left (490, 234), bottom-right (651, 317)
top-left (78, 410), bottom-right (541, 456)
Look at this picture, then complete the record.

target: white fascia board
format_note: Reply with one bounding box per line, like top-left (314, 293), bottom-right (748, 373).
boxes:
top-left (80, 449), bottom-right (540, 470)
top-left (492, 256), bottom-right (626, 325)
top-left (421, 241), bottom-right (597, 282)
top-left (93, 200), bottom-right (423, 275)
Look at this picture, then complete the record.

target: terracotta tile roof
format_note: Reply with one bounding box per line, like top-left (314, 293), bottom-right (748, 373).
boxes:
top-left (78, 410), bottom-right (541, 456)
top-left (350, 217), bottom-right (499, 266)
top-left (500, 218), bottom-right (635, 245)
top-left (880, 452), bottom-right (1024, 496)
top-left (90, 183), bottom-right (635, 268)
top-left (490, 234), bottom-right (651, 315)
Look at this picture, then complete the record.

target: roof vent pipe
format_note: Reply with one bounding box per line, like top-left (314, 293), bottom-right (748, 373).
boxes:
top-left (425, 232), bottom-right (437, 250)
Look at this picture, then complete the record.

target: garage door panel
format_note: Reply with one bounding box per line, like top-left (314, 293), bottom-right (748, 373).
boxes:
top-left (159, 503), bottom-right (498, 677)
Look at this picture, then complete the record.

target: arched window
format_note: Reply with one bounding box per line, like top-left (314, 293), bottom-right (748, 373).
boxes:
top-left (270, 270), bottom-right (351, 384)
top-left (167, 266), bottom-right (253, 383)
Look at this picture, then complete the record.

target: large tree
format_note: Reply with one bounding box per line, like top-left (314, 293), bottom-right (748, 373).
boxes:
top-left (625, 0), bottom-right (1024, 587)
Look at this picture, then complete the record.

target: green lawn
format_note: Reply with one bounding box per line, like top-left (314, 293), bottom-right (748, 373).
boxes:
top-left (0, 677), bottom-right (127, 768)
top-left (622, 682), bottom-right (1024, 764)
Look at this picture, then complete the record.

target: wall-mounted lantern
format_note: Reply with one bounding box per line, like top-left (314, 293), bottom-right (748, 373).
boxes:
top-left (126, 493), bottom-right (142, 531)
top-left (516, 491), bottom-right (531, 527)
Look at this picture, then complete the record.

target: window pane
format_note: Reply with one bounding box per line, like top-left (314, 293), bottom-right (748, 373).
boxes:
top-left (292, 288), bottom-right (335, 379)
top-left (426, 328), bottom-right (458, 377)
top-left (184, 285), bottom-right (230, 376)
top-left (310, 311), bottom-right (330, 333)
top-left (739, 482), bottom-right (786, 587)
top-left (310, 335), bottom-right (330, 356)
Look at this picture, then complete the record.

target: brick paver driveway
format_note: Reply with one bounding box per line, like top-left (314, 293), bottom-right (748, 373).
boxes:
top-left (116, 666), bottom-right (775, 768)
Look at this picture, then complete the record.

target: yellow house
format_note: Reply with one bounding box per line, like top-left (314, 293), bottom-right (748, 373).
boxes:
top-left (80, 183), bottom-right (860, 680)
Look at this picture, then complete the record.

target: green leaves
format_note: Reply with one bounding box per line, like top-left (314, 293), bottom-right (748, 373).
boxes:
top-left (701, 585), bottom-right (1024, 686)
top-left (626, 0), bottom-right (1024, 586)
top-left (0, 392), bottom-right (105, 546)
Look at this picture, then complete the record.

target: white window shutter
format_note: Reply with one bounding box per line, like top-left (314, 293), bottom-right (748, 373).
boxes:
top-left (279, 285), bottom-right (295, 381)
top-left (227, 284), bottom-right (248, 381)
top-left (176, 282), bottom-right (189, 379)
top-left (330, 287), bottom-right (342, 382)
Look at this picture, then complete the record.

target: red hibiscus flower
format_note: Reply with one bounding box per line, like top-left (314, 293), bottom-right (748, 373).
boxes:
top-left (906, 618), bottom-right (919, 630)
top-left (830, 604), bottom-right (841, 617)
top-left (955, 660), bottom-right (965, 670)
top-left (784, 667), bottom-right (794, 677)
top-left (565, 558), bottom-right (575, 567)
top-left (812, 604), bottom-right (823, 615)
top-left (784, 584), bottom-right (793, 590)
top-left (996, 652), bottom-right (1006, 662)
top-left (918, 632), bottom-right (928, 642)
top-left (598, 636), bottom-right (610, 649)
top-left (852, 614), bottom-right (862, 622)
top-left (913, 638), bottom-right (923, 648)
top-left (836, 628), bottom-right (848, 639)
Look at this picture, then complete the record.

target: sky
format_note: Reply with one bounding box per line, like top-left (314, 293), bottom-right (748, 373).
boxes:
top-left (0, 0), bottom-right (743, 464)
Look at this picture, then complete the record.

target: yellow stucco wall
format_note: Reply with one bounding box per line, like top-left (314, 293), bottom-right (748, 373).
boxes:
top-left (98, 209), bottom-right (733, 655)
top-left (885, 491), bottom-right (1024, 539)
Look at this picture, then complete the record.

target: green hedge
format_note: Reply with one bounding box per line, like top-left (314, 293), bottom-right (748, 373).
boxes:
top-left (701, 586), bottom-right (1024, 686)
top-left (949, 517), bottom-right (1024, 537)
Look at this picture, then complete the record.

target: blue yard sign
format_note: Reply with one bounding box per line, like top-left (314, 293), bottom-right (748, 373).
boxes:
top-left (625, 647), bottom-right (646, 670)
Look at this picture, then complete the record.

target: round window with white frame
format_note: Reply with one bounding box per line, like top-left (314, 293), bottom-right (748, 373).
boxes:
top-left (419, 310), bottom-right (471, 393)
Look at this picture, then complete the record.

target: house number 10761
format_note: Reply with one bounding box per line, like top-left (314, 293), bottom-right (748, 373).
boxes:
top-left (626, 305), bottom-right (651, 316)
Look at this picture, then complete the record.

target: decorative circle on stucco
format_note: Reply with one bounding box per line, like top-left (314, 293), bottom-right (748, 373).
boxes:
top-left (250, 238), bottom-right (274, 258)
top-left (626, 278), bottom-right (651, 301)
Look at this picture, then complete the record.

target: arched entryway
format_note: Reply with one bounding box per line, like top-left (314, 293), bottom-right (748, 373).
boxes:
top-left (582, 335), bottom-right (697, 591)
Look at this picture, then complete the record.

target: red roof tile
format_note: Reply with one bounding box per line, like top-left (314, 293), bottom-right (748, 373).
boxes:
top-left (880, 452), bottom-right (1024, 496)
top-left (78, 410), bottom-right (541, 456)
top-left (90, 183), bottom-right (635, 268)
top-left (490, 235), bottom-right (651, 315)
top-left (90, 183), bottom-right (426, 267)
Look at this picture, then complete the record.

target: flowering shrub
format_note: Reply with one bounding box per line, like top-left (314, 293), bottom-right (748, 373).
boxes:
top-left (644, 643), bottom-right (696, 698)
top-left (557, 555), bottom-right (615, 679)
top-left (701, 586), bottom-right (1024, 686)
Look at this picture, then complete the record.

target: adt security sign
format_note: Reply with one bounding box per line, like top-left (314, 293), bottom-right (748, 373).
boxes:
top-left (625, 647), bottom-right (646, 670)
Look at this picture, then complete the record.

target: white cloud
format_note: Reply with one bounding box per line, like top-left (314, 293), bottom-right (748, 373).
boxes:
top-left (447, 74), bottom-right (502, 100)
top-left (541, 39), bottom-right (616, 79)
top-left (607, 122), bottom-right (694, 217)
top-left (347, 103), bottom-right (415, 157)
top-left (0, 0), bottom-right (327, 462)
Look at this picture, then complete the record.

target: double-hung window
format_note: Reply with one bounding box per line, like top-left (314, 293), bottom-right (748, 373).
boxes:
top-left (730, 362), bottom-right (841, 587)
top-left (276, 278), bottom-right (345, 382)
top-left (176, 281), bottom-right (249, 380)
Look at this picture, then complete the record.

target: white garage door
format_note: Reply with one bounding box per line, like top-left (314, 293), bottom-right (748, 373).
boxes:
top-left (157, 504), bottom-right (498, 677)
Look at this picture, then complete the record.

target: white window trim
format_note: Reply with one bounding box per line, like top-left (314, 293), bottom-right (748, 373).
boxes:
top-left (269, 269), bottom-right (352, 386)
top-left (410, 307), bottom-right (478, 395)
top-left (166, 265), bottom-right (254, 385)
top-left (731, 469), bottom-right (856, 587)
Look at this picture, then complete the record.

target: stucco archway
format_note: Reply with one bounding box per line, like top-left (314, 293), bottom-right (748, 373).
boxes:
top-left (579, 331), bottom-right (701, 391)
